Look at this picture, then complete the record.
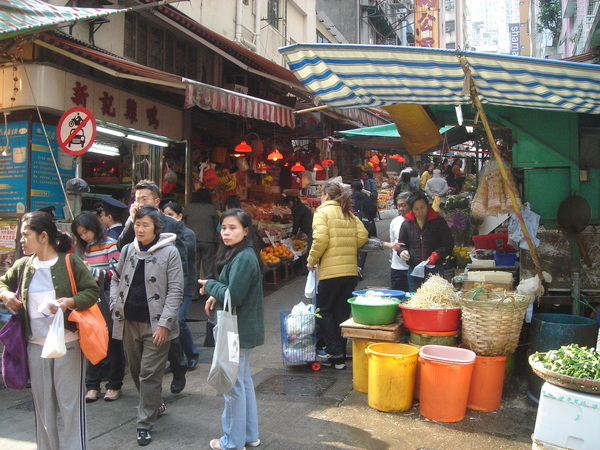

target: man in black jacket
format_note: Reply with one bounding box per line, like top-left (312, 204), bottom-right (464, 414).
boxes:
top-left (118, 180), bottom-right (193, 395)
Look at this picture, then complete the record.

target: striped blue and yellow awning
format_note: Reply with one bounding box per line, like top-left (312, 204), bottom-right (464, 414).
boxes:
top-left (279, 44), bottom-right (600, 115)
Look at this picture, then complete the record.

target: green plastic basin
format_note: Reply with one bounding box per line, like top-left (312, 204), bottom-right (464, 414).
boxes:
top-left (348, 297), bottom-right (400, 325)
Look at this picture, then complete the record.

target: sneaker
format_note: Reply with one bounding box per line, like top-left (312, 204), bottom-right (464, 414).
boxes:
top-left (321, 361), bottom-right (346, 370)
top-left (316, 351), bottom-right (343, 362)
top-left (137, 429), bottom-right (151, 446)
top-left (246, 439), bottom-right (261, 447)
top-left (316, 349), bottom-right (329, 358)
top-left (104, 389), bottom-right (121, 401)
top-left (85, 389), bottom-right (101, 403)
top-left (157, 402), bottom-right (167, 416)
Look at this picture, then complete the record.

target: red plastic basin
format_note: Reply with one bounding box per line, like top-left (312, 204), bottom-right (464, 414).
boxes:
top-left (399, 305), bottom-right (461, 332)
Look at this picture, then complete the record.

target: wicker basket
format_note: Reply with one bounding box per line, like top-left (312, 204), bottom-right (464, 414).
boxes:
top-left (459, 288), bottom-right (529, 356)
top-left (529, 354), bottom-right (600, 394)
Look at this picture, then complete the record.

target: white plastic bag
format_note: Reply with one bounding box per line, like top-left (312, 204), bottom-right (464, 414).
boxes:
top-left (41, 312), bottom-right (67, 359)
top-left (411, 260), bottom-right (434, 279)
top-left (207, 290), bottom-right (239, 394)
top-left (304, 268), bottom-right (318, 299)
top-left (286, 302), bottom-right (315, 336)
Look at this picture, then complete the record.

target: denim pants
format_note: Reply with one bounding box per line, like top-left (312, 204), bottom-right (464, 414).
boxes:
top-left (219, 349), bottom-right (259, 450)
top-left (178, 295), bottom-right (199, 362)
top-left (407, 264), bottom-right (444, 292)
top-left (390, 268), bottom-right (409, 293)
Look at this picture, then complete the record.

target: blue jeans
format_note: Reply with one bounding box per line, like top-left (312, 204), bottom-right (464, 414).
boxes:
top-left (390, 268), bottom-right (409, 293)
top-left (179, 295), bottom-right (199, 361)
top-left (219, 349), bottom-right (259, 450)
top-left (408, 264), bottom-right (444, 292)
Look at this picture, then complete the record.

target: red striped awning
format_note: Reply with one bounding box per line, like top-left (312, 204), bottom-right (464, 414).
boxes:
top-left (184, 83), bottom-right (295, 129)
top-left (36, 32), bottom-right (295, 128)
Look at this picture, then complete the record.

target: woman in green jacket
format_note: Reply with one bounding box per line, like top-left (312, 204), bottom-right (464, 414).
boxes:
top-left (0, 211), bottom-right (99, 450)
top-left (199, 208), bottom-right (264, 450)
top-left (307, 181), bottom-right (369, 370)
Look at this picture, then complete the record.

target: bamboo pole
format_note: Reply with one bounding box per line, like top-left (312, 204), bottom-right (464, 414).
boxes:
top-left (458, 56), bottom-right (545, 286)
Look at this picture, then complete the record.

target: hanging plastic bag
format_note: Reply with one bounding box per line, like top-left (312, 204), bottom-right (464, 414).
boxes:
top-left (235, 156), bottom-right (250, 172)
top-left (0, 313), bottom-right (30, 390)
top-left (41, 312), bottom-right (67, 359)
top-left (199, 160), bottom-right (219, 187)
top-left (207, 290), bottom-right (239, 394)
top-left (304, 268), bottom-right (318, 299)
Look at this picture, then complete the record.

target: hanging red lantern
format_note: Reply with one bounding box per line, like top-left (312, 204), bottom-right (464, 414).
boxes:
top-left (313, 163), bottom-right (324, 171)
top-left (267, 149), bottom-right (283, 161)
top-left (291, 162), bottom-right (306, 172)
top-left (234, 140), bottom-right (252, 153)
top-left (321, 159), bottom-right (334, 165)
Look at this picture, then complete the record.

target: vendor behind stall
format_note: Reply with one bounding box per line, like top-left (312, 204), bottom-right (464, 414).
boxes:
top-left (277, 189), bottom-right (313, 254)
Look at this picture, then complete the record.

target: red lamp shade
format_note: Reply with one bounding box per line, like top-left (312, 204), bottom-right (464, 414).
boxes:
top-left (267, 149), bottom-right (283, 161)
top-left (397, 155), bottom-right (406, 162)
top-left (313, 163), bottom-right (324, 171)
top-left (321, 159), bottom-right (334, 165)
top-left (234, 140), bottom-right (252, 153)
top-left (291, 162), bottom-right (306, 172)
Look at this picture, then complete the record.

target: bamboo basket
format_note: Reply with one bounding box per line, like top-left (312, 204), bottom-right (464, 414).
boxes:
top-left (459, 288), bottom-right (529, 356)
top-left (529, 354), bottom-right (600, 394)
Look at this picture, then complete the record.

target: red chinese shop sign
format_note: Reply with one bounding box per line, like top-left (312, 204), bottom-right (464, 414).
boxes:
top-left (414, 0), bottom-right (439, 48)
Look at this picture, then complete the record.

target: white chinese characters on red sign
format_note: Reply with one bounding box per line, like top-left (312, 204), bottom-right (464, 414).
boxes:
top-left (57, 107), bottom-right (97, 156)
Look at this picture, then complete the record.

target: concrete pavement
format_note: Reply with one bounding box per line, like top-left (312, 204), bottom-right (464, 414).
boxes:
top-left (0, 217), bottom-right (538, 449)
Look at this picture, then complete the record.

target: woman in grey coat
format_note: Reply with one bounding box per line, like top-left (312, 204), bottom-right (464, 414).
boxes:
top-left (110, 206), bottom-right (183, 446)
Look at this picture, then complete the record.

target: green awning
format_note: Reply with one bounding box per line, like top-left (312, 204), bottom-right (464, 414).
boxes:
top-left (0, 0), bottom-right (136, 40)
top-left (334, 123), bottom-right (454, 151)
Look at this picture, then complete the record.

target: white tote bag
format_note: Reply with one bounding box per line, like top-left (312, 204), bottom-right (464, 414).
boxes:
top-left (207, 290), bottom-right (240, 394)
top-left (41, 312), bottom-right (67, 359)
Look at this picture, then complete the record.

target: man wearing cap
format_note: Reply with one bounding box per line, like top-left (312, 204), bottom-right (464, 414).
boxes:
top-left (96, 197), bottom-right (128, 239)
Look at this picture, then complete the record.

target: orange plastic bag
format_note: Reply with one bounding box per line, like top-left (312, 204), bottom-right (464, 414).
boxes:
top-left (66, 255), bottom-right (109, 365)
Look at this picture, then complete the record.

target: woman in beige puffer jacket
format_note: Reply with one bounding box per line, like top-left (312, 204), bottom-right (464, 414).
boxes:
top-left (307, 181), bottom-right (368, 369)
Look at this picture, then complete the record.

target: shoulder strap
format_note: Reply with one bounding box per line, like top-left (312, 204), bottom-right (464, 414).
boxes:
top-left (65, 254), bottom-right (78, 295)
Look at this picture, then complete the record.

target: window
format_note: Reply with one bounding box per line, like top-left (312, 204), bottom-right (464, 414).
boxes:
top-left (316, 31), bottom-right (330, 43)
top-left (445, 20), bottom-right (455, 33)
top-left (123, 13), bottom-right (200, 79)
top-left (267, 0), bottom-right (279, 29)
top-left (445, 0), bottom-right (455, 11)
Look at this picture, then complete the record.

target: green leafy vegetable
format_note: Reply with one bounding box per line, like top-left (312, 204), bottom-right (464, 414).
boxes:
top-left (532, 344), bottom-right (600, 380)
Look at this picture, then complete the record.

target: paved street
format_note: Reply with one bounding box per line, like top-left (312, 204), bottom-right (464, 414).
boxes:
top-left (0, 217), bottom-right (537, 449)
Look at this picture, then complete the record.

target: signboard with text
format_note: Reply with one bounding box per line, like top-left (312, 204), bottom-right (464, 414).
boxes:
top-left (509, 23), bottom-right (521, 56)
top-left (0, 121), bottom-right (28, 214)
top-left (31, 123), bottom-right (76, 219)
top-left (415, 0), bottom-right (439, 48)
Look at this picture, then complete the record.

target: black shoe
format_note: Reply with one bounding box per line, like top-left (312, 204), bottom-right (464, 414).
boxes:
top-left (137, 429), bottom-right (151, 446)
top-left (171, 372), bottom-right (187, 394)
top-left (188, 357), bottom-right (199, 371)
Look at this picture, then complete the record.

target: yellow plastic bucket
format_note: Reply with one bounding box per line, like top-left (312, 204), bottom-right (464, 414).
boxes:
top-left (366, 343), bottom-right (419, 412)
top-left (352, 339), bottom-right (377, 393)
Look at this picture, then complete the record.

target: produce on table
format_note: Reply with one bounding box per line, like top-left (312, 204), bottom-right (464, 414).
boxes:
top-left (403, 275), bottom-right (460, 309)
top-left (292, 239), bottom-right (307, 252)
top-left (260, 242), bottom-right (294, 264)
top-left (532, 344), bottom-right (600, 380)
top-left (353, 296), bottom-right (398, 306)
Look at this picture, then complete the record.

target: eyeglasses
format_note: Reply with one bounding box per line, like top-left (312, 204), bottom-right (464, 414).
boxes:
top-left (97, 211), bottom-right (106, 217)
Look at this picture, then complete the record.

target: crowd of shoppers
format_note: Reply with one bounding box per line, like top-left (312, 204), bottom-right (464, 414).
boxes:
top-left (0, 160), bottom-right (456, 448)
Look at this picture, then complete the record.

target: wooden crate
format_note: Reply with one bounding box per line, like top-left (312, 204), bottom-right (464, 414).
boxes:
top-left (340, 317), bottom-right (403, 342)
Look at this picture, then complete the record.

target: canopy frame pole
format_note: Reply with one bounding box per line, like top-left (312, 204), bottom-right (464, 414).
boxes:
top-left (458, 55), bottom-right (545, 287)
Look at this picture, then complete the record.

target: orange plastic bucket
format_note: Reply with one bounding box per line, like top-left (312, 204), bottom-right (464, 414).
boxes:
top-left (418, 345), bottom-right (475, 422)
top-left (467, 355), bottom-right (507, 411)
